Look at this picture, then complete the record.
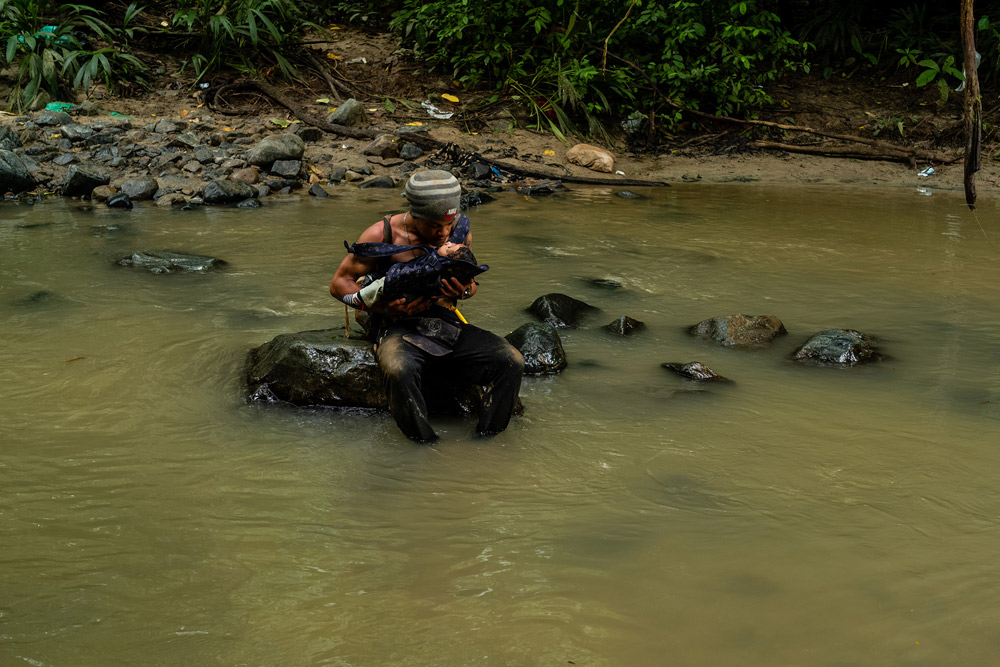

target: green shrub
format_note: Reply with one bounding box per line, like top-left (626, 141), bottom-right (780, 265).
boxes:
top-left (0, 0), bottom-right (148, 110)
top-left (389, 0), bottom-right (812, 137)
top-left (171, 0), bottom-right (310, 83)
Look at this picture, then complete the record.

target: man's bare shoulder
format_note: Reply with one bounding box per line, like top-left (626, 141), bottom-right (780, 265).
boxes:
top-left (355, 218), bottom-right (390, 244)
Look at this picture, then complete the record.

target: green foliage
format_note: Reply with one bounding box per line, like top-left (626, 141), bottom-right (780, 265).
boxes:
top-left (171, 0), bottom-right (310, 83)
top-left (389, 0), bottom-right (811, 137)
top-left (0, 0), bottom-right (148, 110)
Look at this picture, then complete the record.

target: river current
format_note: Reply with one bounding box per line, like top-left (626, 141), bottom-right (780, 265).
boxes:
top-left (2, 184), bottom-right (999, 665)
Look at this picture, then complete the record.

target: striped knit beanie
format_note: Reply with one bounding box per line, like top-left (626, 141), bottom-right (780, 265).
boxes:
top-left (405, 170), bottom-right (461, 222)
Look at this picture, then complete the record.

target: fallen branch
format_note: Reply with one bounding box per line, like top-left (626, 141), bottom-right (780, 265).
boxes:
top-left (749, 141), bottom-right (959, 164)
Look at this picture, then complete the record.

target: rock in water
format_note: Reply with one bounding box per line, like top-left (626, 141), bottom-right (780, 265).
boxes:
top-left (605, 316), bottom-right (645, 336)
top-left (792, 329), bottom-right (878, 365)
top-left (690, 314), bottom-right (787, 348)
top-left (505, 322), bottom-right (567, 374)
top-left (662, 361), bottom-right (730, 382)
top-left (527, 293), bottom-right (598, 328)
top-left (117, 250), bottom-right (227, 274)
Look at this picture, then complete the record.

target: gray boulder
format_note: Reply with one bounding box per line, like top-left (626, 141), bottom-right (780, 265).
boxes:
top-left (203, 178), bottom-right (259, 204)
top-left (246, 330), bottom-right (387, 408)
top-left (270, 159), bottom-right (301, 178)
top-left (60, 124), bottom-right (95, 143)
top-left (0, 149), bottom-right (35, 193)
top-left (35, 110), bottom-right (73, 126)
top-left (117, 250), bottom-right (226, 274)
top-left (792, 329), bottom-right (879, 365)
top-left (246, 133), bottom-right (305, 166)
top-left (327, 98), bottom-right (366, 127)
top-left (0, 125), bottom-right (22, 151)
top-left (63, 164), bottom-right (110, 198)
top-left (505, 322), bottom-right (567, 375)
top-left (690, 314), bottom-right (787, 348)
top-left (662, 361), bottom-right (730, 382)
top-left (527, 293), bottom-right (598, 328)
top-left (358, 176), bottom-right (395, 189)
top-left (121, 176), bottom-right (159, 201)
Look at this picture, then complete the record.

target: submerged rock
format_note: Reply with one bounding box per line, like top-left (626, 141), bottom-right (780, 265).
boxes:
top-left (527, 293), bottom-right (598, 328)
top-left (605, 316), bottom-right (645, 336)
top-left (662, 361), bottom-right (730, 382)
top-left (117, 250), bottom-right (227, 274)
top-left (505, 322), bottom-right (567, 375)
top-left (690, 314), bottom-right (787, 348)
top-left (792, 329), bottom-right (879, 366)
top-left (106, 192), bottom-right (133, 209)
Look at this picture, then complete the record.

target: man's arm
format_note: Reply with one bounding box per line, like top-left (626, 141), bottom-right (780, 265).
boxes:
top-left (330, 221), bottom-right (431, 317)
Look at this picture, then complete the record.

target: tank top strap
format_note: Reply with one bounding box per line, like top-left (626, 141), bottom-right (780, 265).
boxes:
top-left (449, 214), bottom-right (471, 244)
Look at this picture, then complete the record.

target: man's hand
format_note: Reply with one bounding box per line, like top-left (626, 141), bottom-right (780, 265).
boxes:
top-left (439, 276), bottom-right (475, 299)
top-left (385, 296), bottom-right (431, 317)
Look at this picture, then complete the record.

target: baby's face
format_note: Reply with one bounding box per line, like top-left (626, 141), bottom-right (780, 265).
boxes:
top-left (438, 242), bottom-right (462, 257)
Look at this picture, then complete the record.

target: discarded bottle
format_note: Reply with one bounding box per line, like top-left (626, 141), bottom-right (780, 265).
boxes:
top-left (917, 166), bottom-right (935, 177)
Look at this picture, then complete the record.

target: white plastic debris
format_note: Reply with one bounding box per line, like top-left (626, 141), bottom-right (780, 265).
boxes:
top-left (615, 170), bottom-right (625, 176)
top-left (916, 187), bottom-right (932, 196)
top-left (420, 100), bottom-right (453, 120)
top-left (917, 166), bottom-right (935, 177)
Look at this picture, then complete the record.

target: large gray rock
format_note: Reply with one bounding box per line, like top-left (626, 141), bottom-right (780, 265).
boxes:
top-left (246, 133), bottom-right (305, 166)
top-left (792, 329), bottom-right (879, 365)
top-left (505, 322), bottom-right (567, 375)
top-left (117, 250), bottom-right (227, 274)
top-left (60, 124), bottom-right (95, 143)
top-left (203, 178), bottom-right (259, 204)
top-left (63, 164), bottom-right (110, 198)
top-left (527, 293), bottom-right (598, 328)
top-left (246, 330), bottom-right (387, 408)
top-left (120, 176), bottom-right (159, 201)
top-left (690, 314), bottom-right (787, 348)
top-left (327, 98), bottom-right (366, 127)
top-left (0, 149), bottom-right (35, 193)
top-left (34, 110), bottom-right (73, 126)
top-left (0, 125), bottom-right (22, 151)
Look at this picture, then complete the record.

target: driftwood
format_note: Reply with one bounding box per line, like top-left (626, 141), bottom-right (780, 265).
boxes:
top-left (749, 141), bottom-right (956, 164)
top-left (961, 0), bottom-right (982, 209)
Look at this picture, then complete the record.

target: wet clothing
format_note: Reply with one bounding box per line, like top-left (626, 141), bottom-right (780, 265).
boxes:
top-left (344, 240), bottom-right (488, 305)
top-left (347, 213), bottom-right (523, 441)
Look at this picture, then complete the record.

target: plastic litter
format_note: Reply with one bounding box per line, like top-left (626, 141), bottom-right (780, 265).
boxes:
top-left (615, 170), bottom-right (625, 176)
top-left (916, 187), bottom-right (932, 196)
top-left (955, 52), bottom-right (981, 92)
top-left (198, 82), bottom-right (210, 89)
top-left (421, 100), bottom-right (454, 120)
top-left (917, 166), bottom-right (935, 177)
top-left (44, 102), bottom-right (76, 112)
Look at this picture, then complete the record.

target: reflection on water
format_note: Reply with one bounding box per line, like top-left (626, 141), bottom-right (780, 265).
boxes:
top-left (2, 186), bottom-right (1000, 665)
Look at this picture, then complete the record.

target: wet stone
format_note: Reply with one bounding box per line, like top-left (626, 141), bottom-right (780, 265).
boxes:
top-left (399, 143), bottom-right (423, 160)
top-left (60, 124), bottom-right (94, 143)
top-left (527, 293), bottom-right (598, 329)
top-left (237, 198), bottom-right (261, 208)
top-left (117, 250), bottom-right (226, 274)
top-left (690, 314), bottom-right (787, 349)
top-left (193, 146), bottom-right (215, 163)
top-left (505, 322), bottom-right (567, 375)
top-left (308, 182), bottom-right (329, 198)
top-left (662, 361), bottom-right (730, 382)
top-left (792, 329), bottom-right (879, 366)
top-left (35, 110), bottom-right (73, 126)
top-left (605, 316), bottom-right (645, 336)
top-left (329, 167), bottom-right (347, 183)
top-left (63, 164), bottom-right (110, 198)
top-left (617, 190), bottom-right (645, 199)
top-left (106, 192), bottom-right (133, 209)
top-left (91, 185), bottom-right (117, 202)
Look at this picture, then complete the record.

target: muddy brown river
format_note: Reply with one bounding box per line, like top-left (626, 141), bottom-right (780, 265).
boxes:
top-left (2, 183), bottom-right (999, 665)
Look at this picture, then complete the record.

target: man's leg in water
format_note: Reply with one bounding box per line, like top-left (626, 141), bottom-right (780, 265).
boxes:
top-left (447, 325), bottom-right (525, 435)
top-left (376, 326), bottom-right (437, 443)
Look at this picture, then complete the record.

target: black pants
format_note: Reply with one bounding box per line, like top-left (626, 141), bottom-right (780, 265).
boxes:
top-left (376, 321), bottom-right (525, 442)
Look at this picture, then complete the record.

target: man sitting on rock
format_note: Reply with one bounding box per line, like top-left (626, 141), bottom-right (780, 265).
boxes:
top-left (329, 169), bottom-right (524, 443)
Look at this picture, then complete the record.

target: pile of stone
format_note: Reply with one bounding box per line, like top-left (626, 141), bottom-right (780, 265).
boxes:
top-left (0, 99), bottom-right (518, 208)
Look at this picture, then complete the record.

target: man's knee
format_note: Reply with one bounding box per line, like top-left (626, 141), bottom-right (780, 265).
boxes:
top-left (377, 337), bottom-right (421, 383)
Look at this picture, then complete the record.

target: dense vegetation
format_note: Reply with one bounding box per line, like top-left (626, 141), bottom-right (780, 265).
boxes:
top-left (1, 0), bottom-right (997, 140)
